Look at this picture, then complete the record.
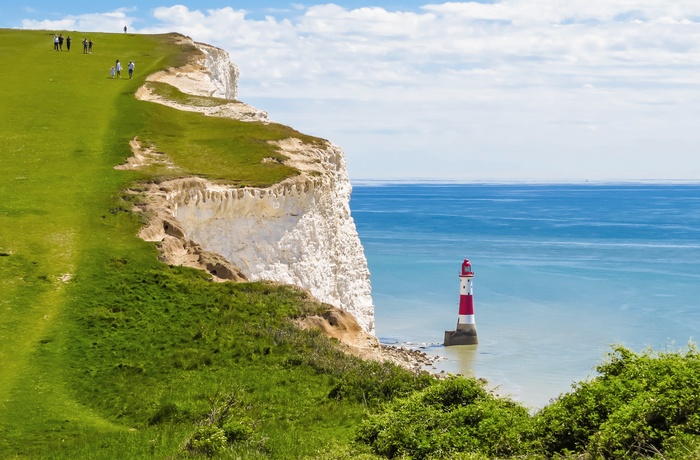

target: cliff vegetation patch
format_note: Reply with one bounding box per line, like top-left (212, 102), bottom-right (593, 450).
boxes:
top-left (135, 101), bottom-right (301, 186)
top-left (145, 81), bottom-right (233, 107)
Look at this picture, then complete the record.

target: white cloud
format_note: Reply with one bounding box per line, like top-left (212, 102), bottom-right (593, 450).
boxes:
top-left (138, 3), bottom-right (700, 94)
top-left (22, 8), bottom-right (135, 33)
top-left (23, 2), bottom-right (700, 180)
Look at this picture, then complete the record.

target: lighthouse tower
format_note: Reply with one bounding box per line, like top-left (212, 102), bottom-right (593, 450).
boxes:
top-left (444, 259), bottom-right (479, 346)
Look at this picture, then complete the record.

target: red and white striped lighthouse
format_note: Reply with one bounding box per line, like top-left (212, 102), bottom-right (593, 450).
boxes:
top-left (444, 259), bottom-right (479, 346)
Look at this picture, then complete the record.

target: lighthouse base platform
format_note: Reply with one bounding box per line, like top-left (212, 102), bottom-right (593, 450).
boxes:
top-left (444, 327), bottom-right (478, 346)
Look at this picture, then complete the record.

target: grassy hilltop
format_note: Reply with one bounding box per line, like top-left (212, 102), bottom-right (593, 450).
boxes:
top-left (0, 29), bottom-right (426, 459)
top-left (2, 29), bottom-right (700, 460)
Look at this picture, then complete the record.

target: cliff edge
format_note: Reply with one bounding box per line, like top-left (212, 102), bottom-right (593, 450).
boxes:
top-left (130, 37), bottom-right (375, 334)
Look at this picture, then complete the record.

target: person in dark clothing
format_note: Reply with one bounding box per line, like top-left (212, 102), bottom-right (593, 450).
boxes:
top-left (82, 38), bottom-right (88, 53)
top-left (88, 39), bottom-right (93, 53)
top-left (58, 34), bottom-right (64, 51)
top-left (124, 25), bottom-right (127, 33)
top-left (66, 36), bottom-right (71, 51)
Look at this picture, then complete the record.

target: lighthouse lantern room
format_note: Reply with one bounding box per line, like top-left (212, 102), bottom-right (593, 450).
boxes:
top-left (444, 258), bottom-right (479, 346)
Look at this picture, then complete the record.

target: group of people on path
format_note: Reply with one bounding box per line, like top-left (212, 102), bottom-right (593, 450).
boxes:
top-left (52, 34), bottom-right (95, 53)
top-left (52, 31), bottom-right (136, 80)
top-left (53, 34), bottom-right (71, 51)
top-left (111, 59), bottom-right (135, 79)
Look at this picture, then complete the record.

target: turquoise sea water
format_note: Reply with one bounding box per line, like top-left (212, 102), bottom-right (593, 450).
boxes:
top-left (350, 183), bottom-right (700, 409)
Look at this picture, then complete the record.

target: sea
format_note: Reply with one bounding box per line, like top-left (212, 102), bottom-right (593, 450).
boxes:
top-left (350, 182), bottom-right (700, 409)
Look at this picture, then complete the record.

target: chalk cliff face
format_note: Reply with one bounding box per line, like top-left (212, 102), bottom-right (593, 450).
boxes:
top-left (135, 38), bottom-right (375, 333)
top-left (196, 42), bottom-right (240, 100)
top-left (145, 39), bottom-right (240, 100)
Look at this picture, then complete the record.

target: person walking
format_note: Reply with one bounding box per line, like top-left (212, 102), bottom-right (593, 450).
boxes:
top-left (82, 38), bottom-right (88, 53)
top-left (115, 60), bottom-right (122, 78)
top-left (110, 66), bottom-right (115, 79)
top-left (128, 60), bottom-right (135, 79)
top-left (124, 25), bottom-right (127, 33)
top-left (58, 34), bottom-right (64, 51)
top-left (88, 39), bottom-right (93, 53)
top-left (66, 36), bottom-right (71, 51)
top-left (53, 35), bottom-right (59, 51)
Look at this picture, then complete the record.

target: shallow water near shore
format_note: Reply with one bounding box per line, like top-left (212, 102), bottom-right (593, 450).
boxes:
top-left (351, 182), bottom-right (700, 409)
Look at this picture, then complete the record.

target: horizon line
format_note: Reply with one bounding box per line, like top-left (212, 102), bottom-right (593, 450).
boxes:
top-left (351, 178), bottom-right (700, 186)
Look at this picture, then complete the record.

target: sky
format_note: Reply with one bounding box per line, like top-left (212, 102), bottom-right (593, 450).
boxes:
top-left (4, 1), bottom-right (700, 181)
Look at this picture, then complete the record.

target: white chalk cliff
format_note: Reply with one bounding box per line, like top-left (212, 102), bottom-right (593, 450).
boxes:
top-left (134, 37), bottom-right (375, 333)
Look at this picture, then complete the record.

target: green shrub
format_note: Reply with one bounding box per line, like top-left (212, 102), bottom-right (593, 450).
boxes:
top-left (356, 376), bottom-right (533, 459)
top-left (661, 432), bottom-right (700, 460)
top-left (533, 345), bottom-right (700, 459)
top-left (184, 424), bottom-right (228, 457)
top-left (305, 444), bottom-right (385, 459)
top-left (222, 418), bottom-right (254, 443)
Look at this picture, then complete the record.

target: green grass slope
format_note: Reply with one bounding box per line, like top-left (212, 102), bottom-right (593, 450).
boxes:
top-left (7, 28), bottom-right (700, 460)
top-left (0, 29), bottom-right (431, 459)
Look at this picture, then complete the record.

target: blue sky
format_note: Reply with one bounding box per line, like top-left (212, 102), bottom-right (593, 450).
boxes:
top-left (4, 2), bottom-right (429, 22)
top-left (5, 1), bottom-right (700, 181)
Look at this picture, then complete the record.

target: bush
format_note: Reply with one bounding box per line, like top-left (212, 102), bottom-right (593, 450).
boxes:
top-left (222, 418), bottom-right (254, 443)
top-left (356, 376), bottom-right (533, 459)
top-left (184, 425), bottom-right (228, 457)
top-left (533, 345), bottom-right (700, 458)
top-left (305, 444), bottom-right (385, 459)
top-left (661, 432), bottom-right (700, 460)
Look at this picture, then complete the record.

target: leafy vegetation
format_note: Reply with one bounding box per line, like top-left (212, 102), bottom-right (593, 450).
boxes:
top-left (354, 347), bottom-right (700, 460)
top-left (357, 377), bottom-right (534, 459)
top-left (533, 345), bottom-right (700, 459)
top-left (2, 28), bottom-right (700, 459)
